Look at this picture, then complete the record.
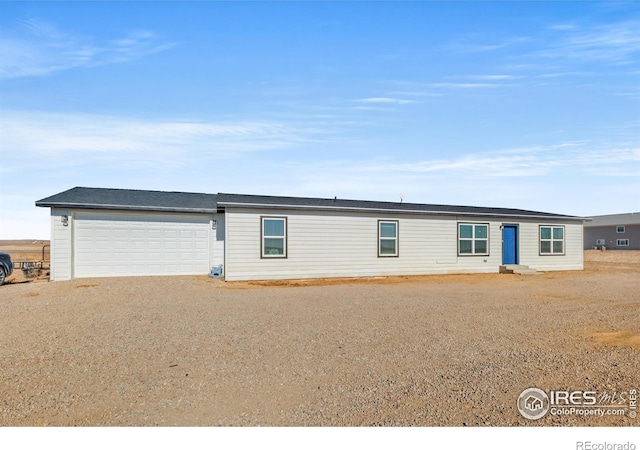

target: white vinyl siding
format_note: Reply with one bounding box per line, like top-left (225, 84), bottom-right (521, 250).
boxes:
top-left (224, 208), bottom-right (586, 281)
top-left (210, 214), bottom-right (225, 268)
top-left (49, 206), bottom-right (584, 281)
top-left (520, 222), bottom-right (582, 271)
top-left (50, 209), bottom-right (73, 281)
top-left (378, 220), bottom-right (398, 257)
top-left (225, 208), bottom-right (471, 281)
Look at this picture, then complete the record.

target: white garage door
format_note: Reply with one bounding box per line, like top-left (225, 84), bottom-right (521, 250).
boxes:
top-left (74, 211), bottom-right (211, 278)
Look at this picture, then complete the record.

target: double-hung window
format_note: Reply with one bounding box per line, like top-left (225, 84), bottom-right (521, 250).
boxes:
top-left (617, 226), bottom-right (625, 233)
top-left (540, 226), bottom-right (564, 255)
top-left (378, 220), bottom-right (398, 257)
top-left (458, 223), bottom-right (489, 256)
top-left (617, 239), bottom-right (629, 247)
top-left (261, 217), bottom-right (287, 258)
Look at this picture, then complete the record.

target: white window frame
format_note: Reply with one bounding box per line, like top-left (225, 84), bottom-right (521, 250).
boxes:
top-left (616, 239), bottom-right (629, 247)
top-left (616, 226), bottom-right (625, 233)
top-left (596, 239), bottom-right (605, 246)
top-left (378, 220), bottom-right (399, 257)
top-left (261, 216), bottom-right (287, 258)
top-left (458, 223), bottom-right (489, 256)
top-left (539, 225), bottom-right (565, 255)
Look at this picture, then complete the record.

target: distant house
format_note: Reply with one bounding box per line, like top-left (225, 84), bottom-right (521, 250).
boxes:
top-left (36, 187), bottom-right (586, 282)
top-left (584, 213), bottom-right (640, 250)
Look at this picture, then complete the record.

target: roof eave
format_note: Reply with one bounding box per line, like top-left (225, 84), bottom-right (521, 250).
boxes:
top-left (217, 201), bottom-right (585, 221)
top-left (35, 202), bottom-right (218, 214)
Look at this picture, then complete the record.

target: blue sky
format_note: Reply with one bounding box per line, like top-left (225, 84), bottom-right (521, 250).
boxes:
top-left (1, 1), bottom-right (639, 239)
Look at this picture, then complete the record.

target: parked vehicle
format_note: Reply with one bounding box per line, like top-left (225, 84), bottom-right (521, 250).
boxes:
top-left (0, 252), bottom-right (14, 286)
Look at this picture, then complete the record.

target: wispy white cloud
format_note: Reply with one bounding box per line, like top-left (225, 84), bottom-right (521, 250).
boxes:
top-left (385, 90), bottom-right (444, 98)
top-left (363, 143), bottom-right (639, 178)
top-left (445, 36), bottom-right (531, 53)
top-left (615, 89), bottom-right (640, 100)
top-left (449, 19), bottom-right (640, 83)
top-left (380, 79), bottom-right (513, 100)
top-left (356, 97), bottom-right (414, 104)
top-left (0, 110), bottom-right (313, 169)
top-left (539, 20), bottom-right (640, 64)
top-left (0, 18), bottom-right (174, 79)
top-left (448, 19), bottom-right (640, 65)
top-left (281, 141), bottom-right (639, 186)
top-left (430, 82), bottom-right (506, 89)
top-left (271, 142), bottom-right (639, 214)
top-left (548, 24), bottom-right (578, 31)
top-left (464, 74), bottom-right (522, 81)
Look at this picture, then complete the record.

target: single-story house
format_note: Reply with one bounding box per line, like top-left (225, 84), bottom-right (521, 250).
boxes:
top-left (584, 212), bottom-right (640, 250)
top-left (36, 187), bottom-right (587, 281)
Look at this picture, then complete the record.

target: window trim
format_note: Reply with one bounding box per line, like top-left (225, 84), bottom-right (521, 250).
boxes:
top-left (616, 226), bottom-right (625, 233)
top-left (261, 216), bottom-right (287, 259)
top-left (616, 239), bottom-right (629, 247)
top-left (457, 223), bottom-right (490, 256)
top-left (378, 220), bottom-right (399, 257)
top-left (539, 225), bottom-right (565, 256)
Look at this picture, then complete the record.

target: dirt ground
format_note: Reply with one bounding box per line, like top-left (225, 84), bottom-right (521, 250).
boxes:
top-left (0, 249), bottom-right (638, 426)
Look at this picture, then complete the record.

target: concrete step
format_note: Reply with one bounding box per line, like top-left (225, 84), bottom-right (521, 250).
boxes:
top-left (513, 268), bottom-right (542, 275)
top-left (499, 264), bottom-right (542, 275)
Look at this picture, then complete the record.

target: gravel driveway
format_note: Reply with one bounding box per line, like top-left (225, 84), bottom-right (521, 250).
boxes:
top-left (1, 255), bottom-right (638, 426)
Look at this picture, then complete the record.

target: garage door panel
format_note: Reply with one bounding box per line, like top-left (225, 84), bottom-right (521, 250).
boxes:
top-left (179, 242), bottom-right (193, 250)
top-left (130, 240), bottom-right (145, 250)
top-left (131, 230), bottom-right (145, 239)
top-left (113, 252), bottom-right (128, 262)
top-left (95, 252), bottom-right (111, 262)
top-left (95, 240), bottom-right (112, 250)
top-left (74, 212), bottom-right (211, 278)
top-left (113, 241), bottom-right (129, 250)
top-left (113, 229), bottom-right (128, 239)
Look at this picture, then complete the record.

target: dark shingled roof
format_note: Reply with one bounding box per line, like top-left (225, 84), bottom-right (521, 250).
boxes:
top-left (36, 187), bottom-right (219, 213)
top-left (36, 187), bottom-right (584, 220)
top-left (216, 193), bottom-right (583, 220)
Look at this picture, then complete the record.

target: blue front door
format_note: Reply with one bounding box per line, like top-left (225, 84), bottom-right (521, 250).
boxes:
top-left (502, 225), bottom-right (518, 264)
